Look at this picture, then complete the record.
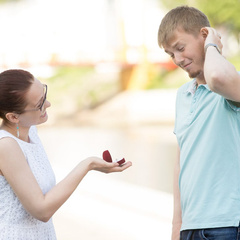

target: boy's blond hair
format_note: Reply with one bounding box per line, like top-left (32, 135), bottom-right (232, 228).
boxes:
top-left (158, 6), bottom-right (210, 48)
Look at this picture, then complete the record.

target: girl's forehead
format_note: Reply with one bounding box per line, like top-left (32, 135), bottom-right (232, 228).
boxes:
top-left (25, 79), bottom-right (44, 104)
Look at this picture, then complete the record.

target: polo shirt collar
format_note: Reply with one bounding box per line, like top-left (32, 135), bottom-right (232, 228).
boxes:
top-left (186, 79), bottom-right (211, 96)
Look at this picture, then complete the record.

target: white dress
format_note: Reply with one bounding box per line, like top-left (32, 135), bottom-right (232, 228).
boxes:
top-left (0, 126), bottom-right (57, 240)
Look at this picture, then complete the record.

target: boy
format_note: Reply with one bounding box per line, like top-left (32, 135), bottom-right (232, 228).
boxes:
top-left (158, 6), bottom-right (240, 240)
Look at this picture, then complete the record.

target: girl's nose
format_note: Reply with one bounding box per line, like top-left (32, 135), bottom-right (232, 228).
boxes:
top-left (45, 100), bottom-right (51, 109)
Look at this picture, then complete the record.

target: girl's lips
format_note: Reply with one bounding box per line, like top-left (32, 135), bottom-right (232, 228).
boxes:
top-left (41, 112), bottom-right (47, 118)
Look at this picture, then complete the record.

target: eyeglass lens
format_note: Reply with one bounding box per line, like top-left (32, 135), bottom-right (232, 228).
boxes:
top-left (40, 85), bottom-right (47, 111)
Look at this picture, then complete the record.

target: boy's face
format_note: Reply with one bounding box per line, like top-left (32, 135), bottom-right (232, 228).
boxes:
top-left (163, 28), bottom-right (205, 81)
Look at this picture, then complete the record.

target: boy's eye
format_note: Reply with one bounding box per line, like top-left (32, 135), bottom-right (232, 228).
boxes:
top-left (167, 52), bottom-right (174, 58)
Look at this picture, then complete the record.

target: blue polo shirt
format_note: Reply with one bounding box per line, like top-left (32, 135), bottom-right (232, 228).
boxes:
top-left (174, 79), bottom-right (240, 231)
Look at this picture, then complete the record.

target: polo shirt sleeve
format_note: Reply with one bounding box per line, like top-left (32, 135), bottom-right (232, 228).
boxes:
top-left (225, 71), bottom-right (240, 111)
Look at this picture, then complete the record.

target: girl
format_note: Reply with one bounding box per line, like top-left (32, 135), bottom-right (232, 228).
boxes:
top-left (0, 69), bottom-right (132, 240)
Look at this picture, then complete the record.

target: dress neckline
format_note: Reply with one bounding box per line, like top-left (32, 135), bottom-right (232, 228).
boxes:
top-left (0, 129), bottom-right (36, 145)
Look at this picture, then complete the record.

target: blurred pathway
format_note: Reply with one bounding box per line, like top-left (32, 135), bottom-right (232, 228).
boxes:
top-left (39, 89), bottom-right (177, 239)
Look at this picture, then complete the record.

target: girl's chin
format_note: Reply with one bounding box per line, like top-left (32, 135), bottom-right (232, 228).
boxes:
top-left (40, 112), bottom-right (48, 124)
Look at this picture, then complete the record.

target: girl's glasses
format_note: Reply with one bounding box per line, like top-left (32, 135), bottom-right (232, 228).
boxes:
top-left (21, 84), bottom-right (48, 113)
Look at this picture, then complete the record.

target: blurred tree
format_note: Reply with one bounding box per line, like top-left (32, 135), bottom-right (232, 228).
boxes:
top-left (160, 0), bottom-right (240, 37)
top-left (199, 0), bottom-right (240, 37)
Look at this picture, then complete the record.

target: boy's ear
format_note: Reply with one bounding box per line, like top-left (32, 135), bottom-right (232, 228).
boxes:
top-left (200, 27), bottom-right (208, 39)
top-left (5, 113), bottom-right (19, 123)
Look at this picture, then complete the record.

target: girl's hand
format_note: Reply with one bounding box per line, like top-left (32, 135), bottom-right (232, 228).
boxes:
top-left (87, 157), bottom-right (132, 173)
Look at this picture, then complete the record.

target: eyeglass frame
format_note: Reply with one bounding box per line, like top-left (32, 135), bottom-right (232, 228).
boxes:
top-left (21, 84), bottom-right (48, 113)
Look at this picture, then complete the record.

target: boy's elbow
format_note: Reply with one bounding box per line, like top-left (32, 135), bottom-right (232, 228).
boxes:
top-left (207, 71), bottom-right (224, 92)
